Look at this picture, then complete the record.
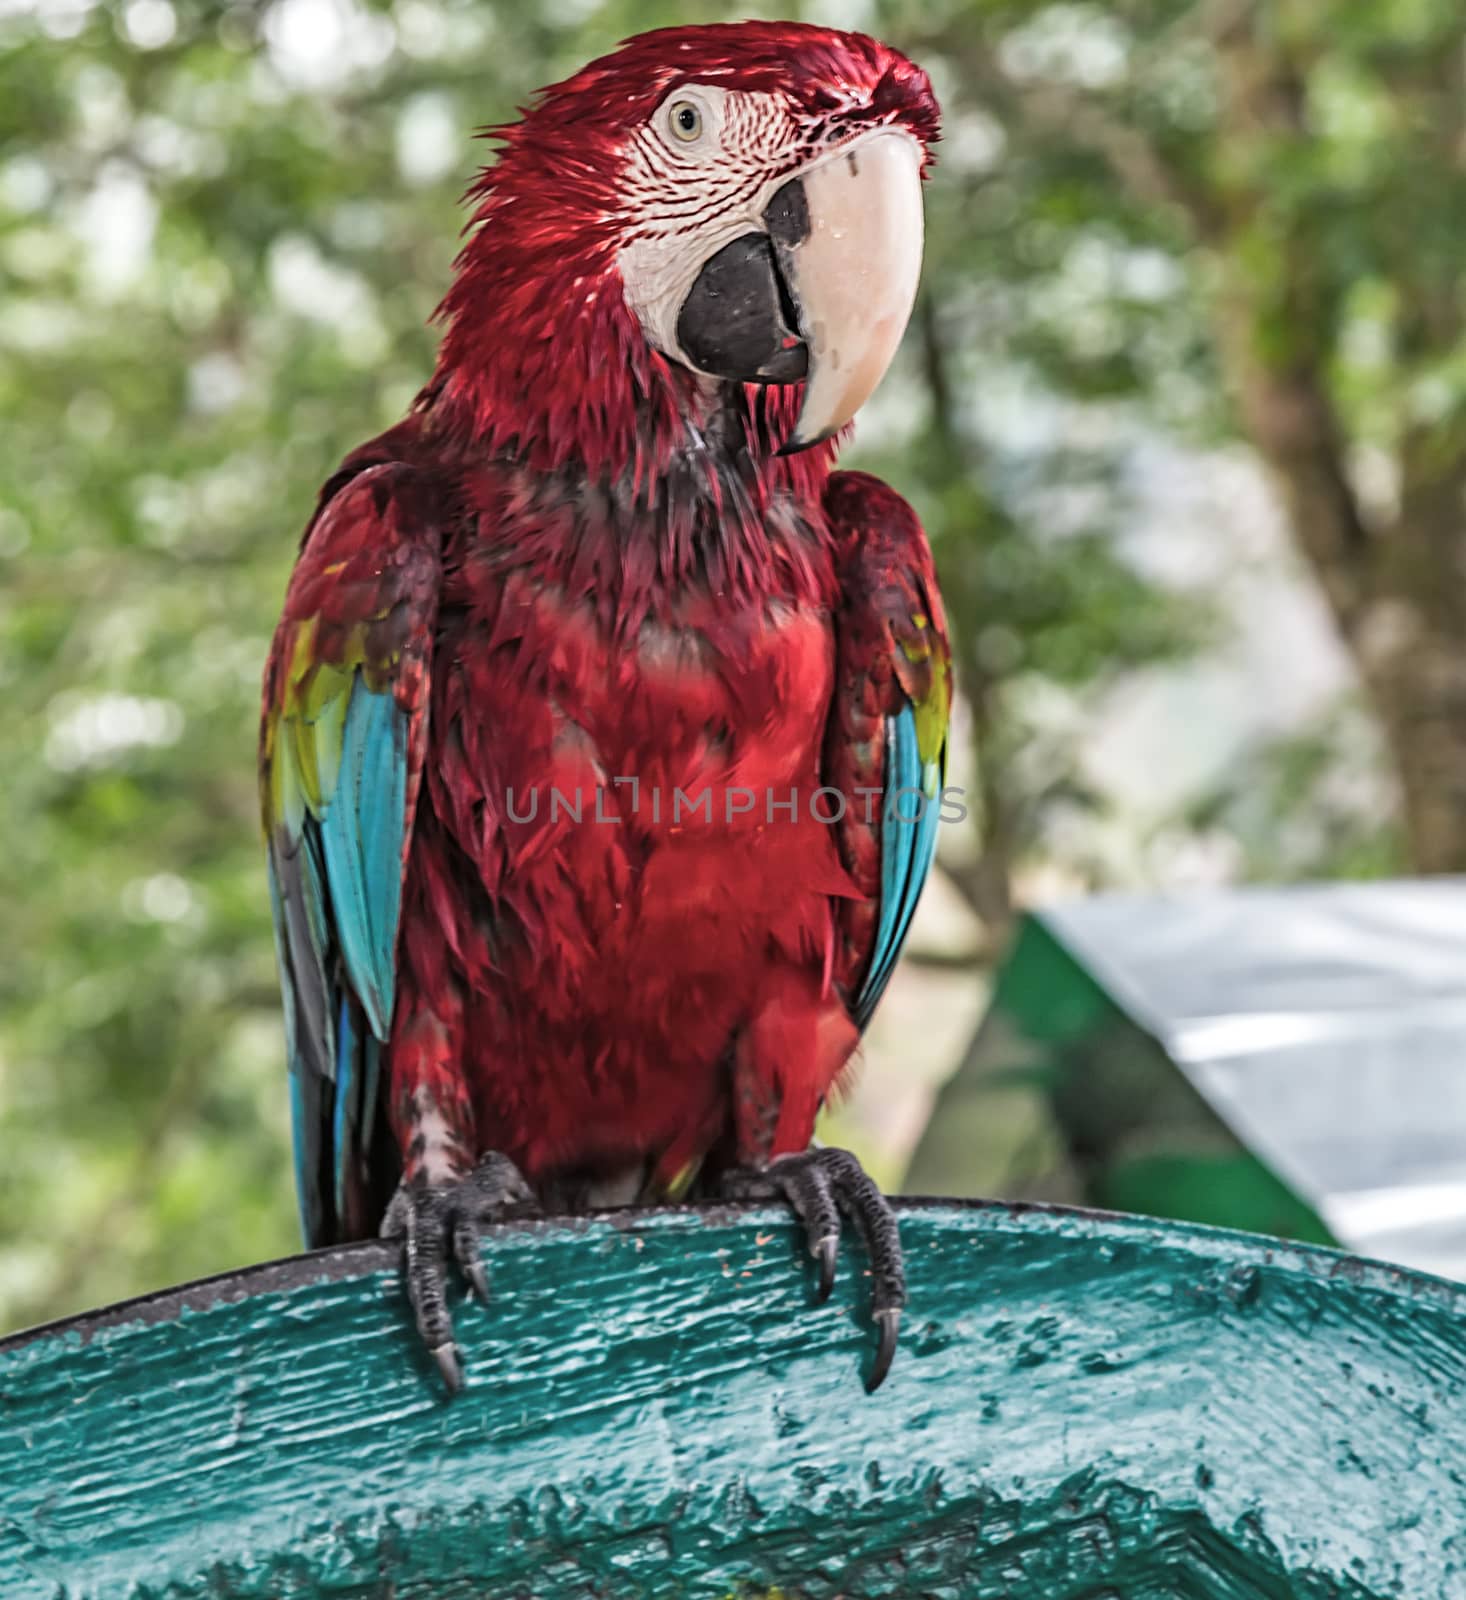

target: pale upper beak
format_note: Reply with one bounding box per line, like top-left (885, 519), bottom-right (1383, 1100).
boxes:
top-left (658, 127), bottom-right (926, 452)
top-left (773, 131), bottom-right (926, 454)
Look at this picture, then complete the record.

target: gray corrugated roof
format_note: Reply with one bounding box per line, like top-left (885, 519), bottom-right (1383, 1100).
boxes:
top-left (1039, 879), bottom-right (1466, 1278)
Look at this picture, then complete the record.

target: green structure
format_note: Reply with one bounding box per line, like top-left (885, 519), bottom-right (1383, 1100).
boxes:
top-left (3, 1200), bottom-right (1463, 1596)
top-left (909, 881), bottom-right (1466, 1279)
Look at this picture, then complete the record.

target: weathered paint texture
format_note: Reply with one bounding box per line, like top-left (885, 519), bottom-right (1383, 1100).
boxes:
top-left (0, 1200), bottom-right (1462, 1598)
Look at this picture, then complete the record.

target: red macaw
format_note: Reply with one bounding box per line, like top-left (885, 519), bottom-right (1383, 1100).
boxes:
top-left (260, 21), bottom-right (951, 1392)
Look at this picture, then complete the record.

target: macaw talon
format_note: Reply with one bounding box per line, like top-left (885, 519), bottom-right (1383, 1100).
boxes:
top-left (869, 1307), bottom-right (901, 1394)
top-left (381, 1151), bottom-right (537, 1393)
top-left (454, 1221), bottom-right (492, 1306)
top-left (722, 1145), bottom-right (906, 1390)
top-left (814, 1232), bottom-right (839, 1304)
top-left (431, 1342), bottom-right (463, 1395)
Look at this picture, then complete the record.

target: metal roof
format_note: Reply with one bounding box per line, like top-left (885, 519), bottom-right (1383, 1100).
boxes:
top-left (1039, 878), bottom-right (1466, 1278)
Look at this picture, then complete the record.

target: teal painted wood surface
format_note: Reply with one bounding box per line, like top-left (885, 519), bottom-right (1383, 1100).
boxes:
top-left (2, 1199), bottom-right (1463, 1598)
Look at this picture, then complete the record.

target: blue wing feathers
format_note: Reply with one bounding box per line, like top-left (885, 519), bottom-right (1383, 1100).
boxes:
top-left (266, 468), bottom-right (438, 1246)
top-left (271, 834), bottom-right (334, 1083)
top-left (269, 861), bottom-right (326, 1243)
top-left (271, 671), bottom-right (410, 1246)
top-left (866, 714), bottom-right (919, 1011)
top-left (287, 1065), bottom-right (321, 1248)
top-left (333, 992), bottom-right (382, 1224)
top-left (332, 994), bottom-right (356, 1221)
top-left (854, 706), bottom-right (943, 1028)
top-left (318, 678), bottom-right (406, 1042)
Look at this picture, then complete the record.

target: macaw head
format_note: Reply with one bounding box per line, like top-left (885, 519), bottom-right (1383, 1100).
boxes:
top-left (432, 23), bottom-right (940, 477)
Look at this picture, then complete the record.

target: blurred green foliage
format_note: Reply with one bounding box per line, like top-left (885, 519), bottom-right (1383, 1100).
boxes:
top-left (909, 0), bottom-right (1462, 875)
top-left (0, 0), bottom-right (1424, 1327)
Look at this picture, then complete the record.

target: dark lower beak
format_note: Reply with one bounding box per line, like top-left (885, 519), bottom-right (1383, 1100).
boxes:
top-left (672, 134), bottom-right (924, 452)
top-left (675, 214), bottom-right (809, 386)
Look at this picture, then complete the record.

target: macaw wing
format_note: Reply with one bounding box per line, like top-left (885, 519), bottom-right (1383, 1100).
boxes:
top-left (260, 463), bottom-right (440, 1246)
top-left (822, 471), bottom-right (952, 1030)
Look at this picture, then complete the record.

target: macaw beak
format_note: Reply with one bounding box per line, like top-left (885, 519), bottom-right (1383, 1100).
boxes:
top-left (672, 130), bottom-right (925, 447)
top-left (772, 132), bottom-right (926, 454)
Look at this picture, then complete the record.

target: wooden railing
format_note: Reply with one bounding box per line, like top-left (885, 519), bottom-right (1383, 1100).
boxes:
top-left (2, 1199), bottom-right (1460, 1597)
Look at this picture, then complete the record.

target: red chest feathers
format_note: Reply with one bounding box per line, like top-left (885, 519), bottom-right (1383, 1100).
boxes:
top-left (434, 568), bottom-right (843, 884)
top-left (424, 535), bottom-right (847, 981)
top-left (408, 552), bottom-right (856, 1175)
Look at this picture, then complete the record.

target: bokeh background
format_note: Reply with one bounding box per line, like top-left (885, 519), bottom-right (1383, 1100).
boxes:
top-left (4, 0), bottom-right (1459, 1328)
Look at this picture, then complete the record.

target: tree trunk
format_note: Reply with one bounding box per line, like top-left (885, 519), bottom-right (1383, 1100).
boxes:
top-left (1356, 621), bottom-right (1466, 871)
top-left (1219, 300), bottom-right (1466, 870)
top-left (941, 11), bottom-right (1466, 873)
top-left (1210, 26), bottom-right (1466, 872)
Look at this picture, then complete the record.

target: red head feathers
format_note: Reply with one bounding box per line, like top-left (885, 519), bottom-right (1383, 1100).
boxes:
top-left (426, 23), bottom-right (940, 487)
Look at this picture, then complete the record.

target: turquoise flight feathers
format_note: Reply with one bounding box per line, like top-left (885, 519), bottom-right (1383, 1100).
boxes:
top-left (265, 658), bottom-right (408, 1246)
top-left (854, 703), bottom-right (945, 1028)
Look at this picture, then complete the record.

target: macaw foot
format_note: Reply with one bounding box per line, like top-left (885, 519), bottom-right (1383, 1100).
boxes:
top-left (381, 1152), bottom-right (537, 1393)
top-left (721, 1147), bottom-right (904, 1392)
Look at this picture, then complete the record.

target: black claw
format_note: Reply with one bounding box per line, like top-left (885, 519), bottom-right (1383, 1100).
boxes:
top-left (814, 1233), bottom-right (838, 1302)
top-left (463, 1257), bottom-right (491, 1306)
top-left (867, 1308), bottom-right (900, 1393)
top-left (722, 1146), bottom-right (905, 1389)
top-left (381, 1150), bottom-right (535, 1394)
top-left (431, 1342), bottom-right (463, 1394)
top-left (452, 1218), bottom-right (491, 1305)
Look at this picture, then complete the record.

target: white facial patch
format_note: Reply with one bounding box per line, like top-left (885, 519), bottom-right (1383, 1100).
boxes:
top-left (613, 80), bottom-right (929, 444)
top-left (616, 86), bottom-right (801, 368)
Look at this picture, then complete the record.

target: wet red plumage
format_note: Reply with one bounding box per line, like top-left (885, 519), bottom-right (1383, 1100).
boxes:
top-left (263, 22), bottom-right (948, 1228)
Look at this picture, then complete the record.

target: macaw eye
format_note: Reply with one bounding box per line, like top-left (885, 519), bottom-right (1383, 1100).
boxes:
top-left (668, 101), bottom-right (703, 142)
